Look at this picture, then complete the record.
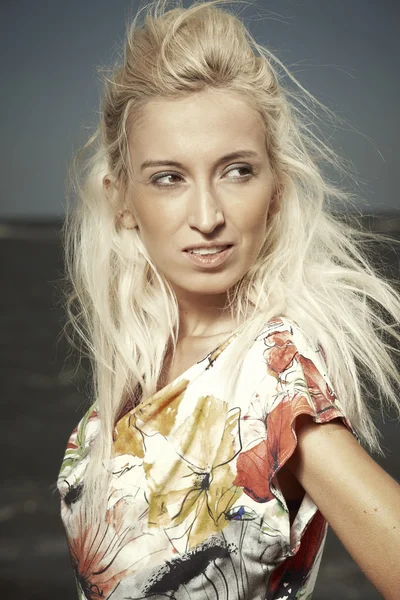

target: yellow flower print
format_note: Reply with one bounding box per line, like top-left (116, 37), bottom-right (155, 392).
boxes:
top-left (113, 378), bottom-right (190, 459)
top-left (113, 410), bottom-right (145, 459)
top-left (143, 395), bottom-right (243, 550)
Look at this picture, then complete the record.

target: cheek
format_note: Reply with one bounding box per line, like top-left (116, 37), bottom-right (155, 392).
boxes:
top-left (136, 197), bottom-right (182, 230)
top-left (134, 206), bottom-right (182, 265)
top-left (234, 194), bottom-right (273, 261)
top-left (134, 205), bottom-right (171, 239)
top-left (239, 195), bottom-right (271, 234)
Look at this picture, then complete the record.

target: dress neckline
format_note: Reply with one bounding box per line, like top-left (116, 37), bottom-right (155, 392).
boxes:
top-left (116, 329), bottom-right (240, 426)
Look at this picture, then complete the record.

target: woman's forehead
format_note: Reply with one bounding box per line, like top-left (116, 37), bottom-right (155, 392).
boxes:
top-left (128, 89), bottom-right (266, 163)
top-left (134, 88), bottom-right (260, 126)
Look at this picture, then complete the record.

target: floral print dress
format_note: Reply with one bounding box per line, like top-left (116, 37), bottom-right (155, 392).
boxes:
top-left (58, 316), bottom-right (356, 600)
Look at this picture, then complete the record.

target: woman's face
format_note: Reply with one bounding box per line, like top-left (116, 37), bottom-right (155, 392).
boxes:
top-left (123, 88), bottom-right (278, 300)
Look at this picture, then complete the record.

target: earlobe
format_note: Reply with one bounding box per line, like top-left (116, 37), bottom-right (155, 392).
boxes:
top-left (103, 175), bottom-right (137, 230)
top-left (117, 209), bottom-right (137, 230)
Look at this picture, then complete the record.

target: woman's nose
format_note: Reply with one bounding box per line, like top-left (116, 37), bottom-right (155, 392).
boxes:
top-left (187, 188), bottom-right (225, 233)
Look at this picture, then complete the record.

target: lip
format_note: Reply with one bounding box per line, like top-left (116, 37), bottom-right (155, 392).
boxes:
top-left (183, 245), bottom-right (234, 268)
top-left (183, 242), bottom-right (234, 251)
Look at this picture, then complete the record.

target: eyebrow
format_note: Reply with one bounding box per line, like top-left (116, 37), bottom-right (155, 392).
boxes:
top-left (140, 150), bottom-right (260, 172)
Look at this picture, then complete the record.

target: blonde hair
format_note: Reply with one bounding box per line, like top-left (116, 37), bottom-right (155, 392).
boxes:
top-left (62, 0), bottom-right (400, 521)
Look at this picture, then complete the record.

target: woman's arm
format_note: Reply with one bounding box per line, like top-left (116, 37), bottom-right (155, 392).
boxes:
top-left (286, 415), bottom-right (400, 599)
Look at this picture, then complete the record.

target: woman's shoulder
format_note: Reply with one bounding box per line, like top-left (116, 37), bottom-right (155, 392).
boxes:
top-left (256, 315), bottom-right (316, 344)
top-left (247, 314), bottom-right (355, 432)
top-left (58, 403), bottom-right (99, 483)
top-left (248, 316), bottom-right (324, 372)
top-left (256, 315), bottom-right (327, 364)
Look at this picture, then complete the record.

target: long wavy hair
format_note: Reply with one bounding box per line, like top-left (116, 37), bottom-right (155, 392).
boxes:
top-left (62, 0), bottom-right (400, 521)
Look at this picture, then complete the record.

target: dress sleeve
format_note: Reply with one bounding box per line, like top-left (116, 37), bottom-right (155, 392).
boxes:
top-left (234, 317), bottom-right (358, 556)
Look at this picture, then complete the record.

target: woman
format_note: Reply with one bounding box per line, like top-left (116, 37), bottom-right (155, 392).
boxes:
top-left (58, 0), bottom-right (400, 598)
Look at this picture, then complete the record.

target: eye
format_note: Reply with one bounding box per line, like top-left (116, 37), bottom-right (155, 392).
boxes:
top-left (150, 164), bottom-right (255, 188)
top-left (224, 165), bottom-right (254, 181)
top-left (150, 172), bottom-right (183, 187)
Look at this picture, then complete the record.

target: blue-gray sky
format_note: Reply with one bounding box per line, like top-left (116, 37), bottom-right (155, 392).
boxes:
top-left (1, 0), bottom-right (398, 219)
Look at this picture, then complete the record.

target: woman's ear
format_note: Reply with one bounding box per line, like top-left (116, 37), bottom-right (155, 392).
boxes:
top-left (103, 174), bottom-right (119, 204)
top-left (117, 209), bottom-right (137, 230)
top-left (103, 175), bottom-right (138, 230)
top-left (269, 183), bottom-right (282, 217)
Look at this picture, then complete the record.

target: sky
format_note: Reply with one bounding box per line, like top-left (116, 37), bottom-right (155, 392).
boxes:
top-left (1, 0), bottom-right (399, 219)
